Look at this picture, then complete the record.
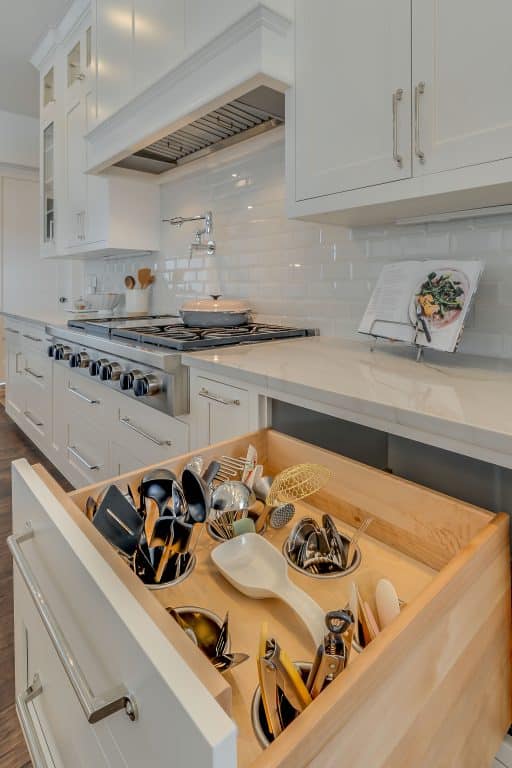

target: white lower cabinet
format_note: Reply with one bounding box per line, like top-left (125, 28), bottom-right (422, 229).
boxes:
top-left (6, 347), bottom-right (25, 419)
top-left (113, 398), bottom-right (189, 472)
top-left (5, 321), bottom-right (53, 455)
top-left (52, 363), bottom-right (189, 486)
top-left (11, 460), bottom-right (235, 767)
top-left (189, 371), bottom-right (253, 450)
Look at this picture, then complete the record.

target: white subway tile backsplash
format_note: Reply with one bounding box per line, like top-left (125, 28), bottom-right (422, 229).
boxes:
top-left (84, 136), bottom-right (512, 359)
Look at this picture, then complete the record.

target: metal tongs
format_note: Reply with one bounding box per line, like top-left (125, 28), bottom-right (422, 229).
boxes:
top-left (258, 626), bottom-right (312, 738)
top-left (307, 609), bottom-right (355, 698)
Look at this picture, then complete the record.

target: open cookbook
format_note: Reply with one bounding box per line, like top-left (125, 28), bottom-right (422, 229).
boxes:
top-left (358, 260), bottom-right (483, 352)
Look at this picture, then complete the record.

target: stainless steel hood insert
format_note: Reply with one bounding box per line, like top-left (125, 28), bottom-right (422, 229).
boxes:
top-left (115, 86), bottom-right (285, 175)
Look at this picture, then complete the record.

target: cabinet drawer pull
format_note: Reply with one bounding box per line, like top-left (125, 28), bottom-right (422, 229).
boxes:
top-left (119, 416), bottom-right (172, 446)
top-left (23, 333), bottom-right (43, 343)
top-left (67, 444), bottom-right (100, 471)
top-left (16, 674), bottom-right (50, 768)
top-left (8, 529), bottom-right (138, 724)
top-left (414, 81), bottom-right (426, 163)
top-left (5, 327), bottom-right (19, 334)
top-left (68, 384), bottom-right (100, 405)
top-left (24, 411), bottom-right (44, 428)
top-left (24, 367), bottom-right (44, 380)
top-left (198, 387), bottom-right (240, 406)
top-left (392, 88), bottom-right (403, 167)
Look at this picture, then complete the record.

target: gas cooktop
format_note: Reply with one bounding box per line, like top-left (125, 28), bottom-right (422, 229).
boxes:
top-left (111, 322), bottom-right (317, 351)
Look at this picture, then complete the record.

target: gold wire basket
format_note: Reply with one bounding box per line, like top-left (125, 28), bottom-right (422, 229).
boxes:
top-left (266, 463), bottom-right (332, 506)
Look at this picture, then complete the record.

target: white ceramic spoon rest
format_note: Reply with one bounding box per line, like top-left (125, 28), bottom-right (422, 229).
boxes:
top-left (211, 533), bottom-right (325, 647)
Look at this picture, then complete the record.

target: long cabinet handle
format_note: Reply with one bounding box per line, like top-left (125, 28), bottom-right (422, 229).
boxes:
top-left (392, 88), bottom-right (403, 167)
top-left (23, 334), bottom-right (43, 343)
top-left (198, 387), bottom-right (240, 406)
top-left (67, 445), bottom-right (100, 471)
top-left (8, 529), bottom-right (138, 724)
top-left (24, 367), bottom-right (44, 380)
top-left (68, 384), bottom-right (100, 405)
top-left (119, 416), bottom-right (172, 446)
top-left (16, 674), bottom-right (51, 768)
top-left (5, 327), bottom-right (20, 334)
top-left (414, 81), bottom-right (426, 163)
top-left (24, 411), bottom-right (44, 428)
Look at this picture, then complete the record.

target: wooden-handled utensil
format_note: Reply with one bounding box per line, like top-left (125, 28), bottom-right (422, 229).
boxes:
top-left (137, 268), bottom-right (152, 289)
top-left (124, 275), bottom-right (136, 290)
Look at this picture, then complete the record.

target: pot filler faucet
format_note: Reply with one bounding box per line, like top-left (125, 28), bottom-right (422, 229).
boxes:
top-left (162, 210), bottom-right (216, 257)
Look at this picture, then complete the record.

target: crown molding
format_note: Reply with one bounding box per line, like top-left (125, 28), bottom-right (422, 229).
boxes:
top-left (30, 0), bottom-right (91, 70)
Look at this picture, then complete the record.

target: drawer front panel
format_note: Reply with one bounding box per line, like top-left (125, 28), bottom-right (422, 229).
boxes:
top-left (64, 369), bottom-right (110, 427)
top-left (66, 418), bottom-right (109, 485)
top-left (11, 461), bottom-right (236, 768)
top-left (21, 325), bottom-right (48, 355)
top-left (115, 398), bottom-right (189, 466)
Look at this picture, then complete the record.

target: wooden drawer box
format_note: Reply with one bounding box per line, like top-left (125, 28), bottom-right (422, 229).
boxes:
top-left (11, 429), bottom-right (511, 768)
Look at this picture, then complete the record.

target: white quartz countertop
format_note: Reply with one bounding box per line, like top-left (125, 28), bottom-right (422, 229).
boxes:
top-left (183, 337), bottom-right (512, 469)
top-left (2, 310), bottom-right (92, 327)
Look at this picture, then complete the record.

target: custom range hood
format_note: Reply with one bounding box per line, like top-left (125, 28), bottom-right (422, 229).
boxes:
top-left (86, 5), bottom-right (293, 176)
top-left (116, 86), bottom-right (285, 175)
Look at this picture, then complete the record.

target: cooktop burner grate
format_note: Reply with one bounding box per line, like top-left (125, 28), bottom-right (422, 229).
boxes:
top-left (111, 323), bottom-right (316, 350)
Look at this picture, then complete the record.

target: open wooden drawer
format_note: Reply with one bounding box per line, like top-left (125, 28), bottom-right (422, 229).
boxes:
top-left (11, 429), bottom-right (511, 768)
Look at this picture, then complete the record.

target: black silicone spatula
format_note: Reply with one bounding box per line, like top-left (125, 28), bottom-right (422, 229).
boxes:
top-left (92, 484), bottom-right (143, 556)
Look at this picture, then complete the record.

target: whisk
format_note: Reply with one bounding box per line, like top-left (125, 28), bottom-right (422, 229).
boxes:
top-left (266, 463), bottom-right (332, 506)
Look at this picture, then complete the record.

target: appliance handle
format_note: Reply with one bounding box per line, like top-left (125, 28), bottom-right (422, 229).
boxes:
top-left (414, 81), bottom-right (426, 163)
top-left (68, 384), bottom-right (100, 405)
top-left (198, 387), bottom-right (240, 406)
top-left (67, 445), bottom-right (100, 471)
top-left (392, 88), bottom-right (403, 167)
top-left (8, 529), bottom-right (138, 724)
top-left (23, 334), bottom-right (43, 343)
top-left (119, 416), bottom-right (172, 446)
top-left (16, 674), bottom-right (51, 768)
top-left (24, 367), bottom-right (44, 380)
top-left (24, 411), bottom-right (44, 428)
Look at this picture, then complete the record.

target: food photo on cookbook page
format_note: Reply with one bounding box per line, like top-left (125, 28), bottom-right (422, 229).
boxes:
top-left (358, 259), bottom-right (483, 353)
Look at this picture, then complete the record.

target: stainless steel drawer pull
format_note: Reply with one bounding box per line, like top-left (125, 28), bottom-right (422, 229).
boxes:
top-left (198, 387), bottom-right (240, 406)
top-left (24, 367), bottom-right (44, 380)
top-left (68, 384), bottom-right (100, 405)
top-left (24, 411), bottom-right (44, 428)
top-left (67, 445), bottom-right (100, 471)
top-left (16, 674), bottom-right (50, 768)
top-left (23, 333), bottom-right (43, 343)
top-left (5, 327), bottom-right (19, 334)
top-left (392, 88), bottom-right (403, 167)
top-left (119, 416), bottom-right (172, 446)
top-left (414, 81), bottom-right (426, 163)
top-left (8, 529), bottom-right (138, 724)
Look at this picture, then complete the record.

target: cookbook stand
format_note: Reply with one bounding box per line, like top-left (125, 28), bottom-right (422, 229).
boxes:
top-left (366, 318), bottom-right (426, 362)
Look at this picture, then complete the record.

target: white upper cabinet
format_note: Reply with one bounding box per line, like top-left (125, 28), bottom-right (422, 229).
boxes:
top-left (412, 0), bottom-right (512, 175)
top-left (95, 0), bottom-right (185, 126)
top-left (289, 0), bottom-right (512, 225)
top-left (95, 0), bottom-right (134, 125)
top-left (133, 0), bottom-right (185, 94)
top-left (295, 0), bottom-right (411, 200)
top-left (33, 7), bottom-right (160, 258)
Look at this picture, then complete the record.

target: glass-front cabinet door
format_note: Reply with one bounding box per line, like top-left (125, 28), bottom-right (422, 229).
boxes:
top-left (43, 122), bottom-right (55, 244)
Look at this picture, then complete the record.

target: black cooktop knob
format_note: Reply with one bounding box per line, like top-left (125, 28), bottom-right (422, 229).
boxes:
top-left (54, 345), bottom-right (71, 361)
top-left (120, 372), bottom-right (133, 390)
top-left (99, 363), bottom-right (111, 381)
top-left (133, 377), bottom-right (148, 397)
top-left (89, 358), bottom-right (107, 376)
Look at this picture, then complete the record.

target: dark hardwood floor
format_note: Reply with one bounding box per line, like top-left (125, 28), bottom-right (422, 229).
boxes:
top-left (0, 386), bottom-right (72, 768)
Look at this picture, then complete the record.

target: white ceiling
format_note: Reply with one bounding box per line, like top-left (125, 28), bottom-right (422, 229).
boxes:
top-left (0, 1), bottom-right (72, 117)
